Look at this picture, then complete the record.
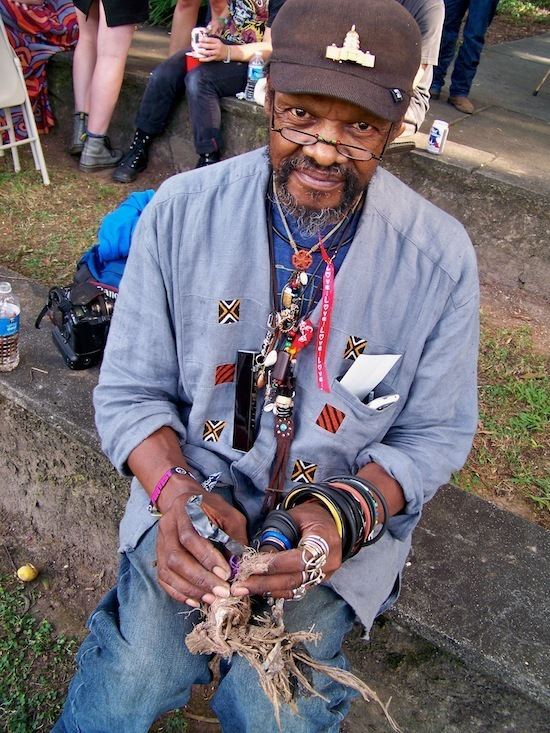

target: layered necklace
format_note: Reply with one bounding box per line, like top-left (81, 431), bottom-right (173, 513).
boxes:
top-left (259, 178), bottom-right (364, 514)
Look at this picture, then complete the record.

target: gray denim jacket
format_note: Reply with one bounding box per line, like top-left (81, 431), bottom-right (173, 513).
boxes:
top-left (94, 148), bottom-right (479, 629)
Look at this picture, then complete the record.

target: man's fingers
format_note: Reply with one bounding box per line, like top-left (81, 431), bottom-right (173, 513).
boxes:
top-left (202, 503), bottom-right (248, 548)
top-left (157, 570), bottom-right (203, 606)
top-left (174, 513), bottom-right (231, 579)
top-left (232, 570), bottom-right (304, 597)
top-left (157, 552), bottom-right (230, 602)
top-left (249, 548), bottom-right (304, 576)
top-left (161, 540), bottom-right (231, 594)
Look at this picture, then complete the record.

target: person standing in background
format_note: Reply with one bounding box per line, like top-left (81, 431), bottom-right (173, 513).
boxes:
top-left (70, 0), bottom-right (149, 171)
top-left (430, 0), bottom-right (499, 114)
top-left (398, 0), bottom-right (444, 137)
top-left (0, 0), bottom-right (78, 137)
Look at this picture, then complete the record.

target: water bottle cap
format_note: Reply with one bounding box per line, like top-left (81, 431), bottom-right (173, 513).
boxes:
top-left (0, 282), bottom-right (12, 294)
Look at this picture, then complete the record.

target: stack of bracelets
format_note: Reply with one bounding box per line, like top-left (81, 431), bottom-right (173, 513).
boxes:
top-left (258, 509), bottom-right (301, 552)
top-left (256, 476), bottom-right (388, 562)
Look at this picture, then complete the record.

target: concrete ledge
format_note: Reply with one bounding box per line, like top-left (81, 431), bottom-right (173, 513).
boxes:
top-left (47, 47), bottom-right (550, 298)
top-left (1, 266), bottom-right (548, 724)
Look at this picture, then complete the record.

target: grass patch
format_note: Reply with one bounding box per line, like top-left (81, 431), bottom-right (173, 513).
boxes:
top-left (0, 573), bottom-right (77, 731)
top-left (0, 572), bottom-right (192, 731)
top-left (497, 0), bottom-right (550, 24)
top-left (0, 166), bottom-right (125, 285)
top-left (456, 318), bottom-right (550, 524)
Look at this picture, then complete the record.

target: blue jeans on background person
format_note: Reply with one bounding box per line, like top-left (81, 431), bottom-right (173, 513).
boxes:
top-left (52, 523), bottom-right (358, 732)
top-left (432, 0), bottom-right (499, 97)
top-left (135, 50), bottom-right (248, 155)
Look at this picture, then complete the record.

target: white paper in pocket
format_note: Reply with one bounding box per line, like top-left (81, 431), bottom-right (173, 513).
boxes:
top-left (339, 354), bottom-right (401, 401)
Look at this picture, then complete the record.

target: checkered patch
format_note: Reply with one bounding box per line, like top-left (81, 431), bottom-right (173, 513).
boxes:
top-left (344, 335), bottom-right (367, 360)
top-left (218, 299), bottom-right (240, 324)
top-left (316, 404), bottom-right (346, 433)
top-left (203, 420), bottom-right (226, 442)
top-left (215, 363), bottom-right (235, 385)
top-left (291, 460), bottom-right (318, 483)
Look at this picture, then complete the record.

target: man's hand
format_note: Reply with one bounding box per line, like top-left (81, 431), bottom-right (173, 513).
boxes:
top-left (156, 491), bottom-right (248, 607)
top-left (231, 502), bottom-right (342, 600)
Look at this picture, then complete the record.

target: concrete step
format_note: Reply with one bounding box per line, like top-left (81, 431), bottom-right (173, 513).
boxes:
top-left (1, 266), bottom-right (548, 732)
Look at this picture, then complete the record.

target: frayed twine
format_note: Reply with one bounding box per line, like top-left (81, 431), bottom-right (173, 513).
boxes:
top-left (185, 550), bottom-right (401, 732)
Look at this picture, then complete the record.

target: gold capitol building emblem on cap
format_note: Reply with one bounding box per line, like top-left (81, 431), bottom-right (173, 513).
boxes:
top-left (326, 25), bottom-right (375, 68)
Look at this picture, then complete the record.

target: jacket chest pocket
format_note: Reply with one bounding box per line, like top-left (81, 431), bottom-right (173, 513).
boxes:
top-left (290, 379), bottom-right (400, 480)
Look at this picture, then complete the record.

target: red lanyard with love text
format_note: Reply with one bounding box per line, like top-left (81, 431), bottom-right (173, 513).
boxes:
top-left (315, 240), bottom-right (335, 393)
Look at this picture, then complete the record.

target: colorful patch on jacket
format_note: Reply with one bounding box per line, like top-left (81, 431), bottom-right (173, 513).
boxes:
top-left (215, 363), bottom-right (236, 385)
top-left (203, 420), bottom-right (226, 442)
top-left (218, 299), bottom-right (240, 324)
top-left (291, 460), bottom-right (318, 483)
top-left (316, 404), bottom-right (346, 433)
top-left (344, 335), bottom-right (367, 360)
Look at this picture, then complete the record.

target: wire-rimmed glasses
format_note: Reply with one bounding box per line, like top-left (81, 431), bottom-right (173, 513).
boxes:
top-left (270, 109), bottom-right (384, 162)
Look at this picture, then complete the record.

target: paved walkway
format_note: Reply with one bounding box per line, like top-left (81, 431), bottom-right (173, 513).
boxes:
top-left (414, 32), bottom-right (550, 197)
top-left (127, 27), bottom-right (550, 197)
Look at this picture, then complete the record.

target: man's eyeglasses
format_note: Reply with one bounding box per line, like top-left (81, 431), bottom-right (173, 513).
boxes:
top-left (270, 109), bottom-right (384, 162)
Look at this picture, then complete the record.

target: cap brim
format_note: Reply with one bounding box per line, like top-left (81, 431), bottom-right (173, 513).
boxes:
top-left (270, 60), bottom-right (410, 122)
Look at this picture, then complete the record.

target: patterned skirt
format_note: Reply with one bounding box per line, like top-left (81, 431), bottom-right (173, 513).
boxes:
top-left (0, 0), bottom-right (78, 138)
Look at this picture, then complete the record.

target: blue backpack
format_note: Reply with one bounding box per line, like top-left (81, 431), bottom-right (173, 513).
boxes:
top-left (36, 190), bottom-right (154, 369)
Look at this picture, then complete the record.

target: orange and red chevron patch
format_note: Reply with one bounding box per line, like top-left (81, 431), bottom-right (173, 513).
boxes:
top-left (316, 404), bottom-right (346, 433)
top-left (215, 363), bottom-right (235, 385)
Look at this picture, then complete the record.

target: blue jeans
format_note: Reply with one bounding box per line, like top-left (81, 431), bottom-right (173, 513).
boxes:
top-left (52, 524), bottom-right (357, 732)
top-left (432, 0), bottom-right (499, 97)
top-left (135, 49), bottom-right (248, 154)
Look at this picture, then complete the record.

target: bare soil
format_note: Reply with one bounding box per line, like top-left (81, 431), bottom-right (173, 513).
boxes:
top-left (486, 15), bottom-right (550, 45)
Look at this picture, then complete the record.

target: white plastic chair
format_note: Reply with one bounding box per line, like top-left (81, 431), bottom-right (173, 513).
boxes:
top-left (0, 16), bottom-right (50, 185)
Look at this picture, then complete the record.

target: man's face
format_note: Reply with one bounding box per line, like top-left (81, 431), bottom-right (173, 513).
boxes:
top-left (268, 91), bottom-right (397, 216)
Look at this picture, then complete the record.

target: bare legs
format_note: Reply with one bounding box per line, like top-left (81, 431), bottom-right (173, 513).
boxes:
top-left (168, 0), bottom-right (201, 56)
top-left (72, 1), bottom-right (135, 135)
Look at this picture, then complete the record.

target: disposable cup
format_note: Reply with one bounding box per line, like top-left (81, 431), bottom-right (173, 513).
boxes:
top-left (185, 52), bottom-right (203, 72)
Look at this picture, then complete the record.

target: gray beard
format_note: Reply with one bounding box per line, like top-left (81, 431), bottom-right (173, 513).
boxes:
top-left (269, 150), bottom-right (363, 237)
top-left (273, 182), bottom-right (353, 237)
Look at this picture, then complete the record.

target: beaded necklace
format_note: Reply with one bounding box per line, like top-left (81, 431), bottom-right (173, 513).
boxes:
top-left (259, 179), bottom-right (364, 514)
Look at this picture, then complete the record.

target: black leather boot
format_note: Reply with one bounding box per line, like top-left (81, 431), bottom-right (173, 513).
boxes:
top-left (112, 130), bottom-right (152, 183)
top-left (195, 151), bottom-right (221, 168)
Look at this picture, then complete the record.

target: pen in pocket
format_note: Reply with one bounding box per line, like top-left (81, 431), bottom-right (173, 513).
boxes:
top-left (366, 394), bottom-right (400, 411)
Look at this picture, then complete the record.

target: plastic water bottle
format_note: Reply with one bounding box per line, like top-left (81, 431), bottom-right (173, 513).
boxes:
top-left (0, 281), bottom-right (21, 372)
top-left (245, 52), bottom-right (265, 102)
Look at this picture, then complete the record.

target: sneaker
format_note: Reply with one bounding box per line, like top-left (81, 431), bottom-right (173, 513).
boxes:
top-left (69, 112), bottom-right (88, 156)
top-left (448, 96), bottom-right (474, 114)
top-left (79, 135), bottom-right (123, 171)
top-left (112, 131), bottom-right (151, 183)
top-left (195, 151), bottom-right (221, 168)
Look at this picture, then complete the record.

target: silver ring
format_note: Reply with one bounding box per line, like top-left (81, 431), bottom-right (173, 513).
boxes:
top-left (291, 584), bottom-right (307, 601)
top-left (299, 535), bottom-right (329, 575)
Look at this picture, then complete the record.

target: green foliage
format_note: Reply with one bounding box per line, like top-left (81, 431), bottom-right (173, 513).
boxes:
top-left (149, 0), bottom-right (178, 27)
top-left (497, 0), bottom-right (550, 22)
top-left (0, 576), bottom-right (77, 732)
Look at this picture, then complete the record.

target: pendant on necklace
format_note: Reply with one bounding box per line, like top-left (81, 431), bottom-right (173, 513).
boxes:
top-left (292, 249), bottom-right (313, 271)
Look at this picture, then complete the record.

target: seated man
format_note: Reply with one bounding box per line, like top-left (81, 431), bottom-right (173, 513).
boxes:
top-left (54, 0), bottom-right (479, 730)
top-left (113, 0), bottom-right (284, 182)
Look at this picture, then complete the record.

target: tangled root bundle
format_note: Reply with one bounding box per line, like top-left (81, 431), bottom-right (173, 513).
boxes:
top-left (185, 550), bottom-right (400, 731)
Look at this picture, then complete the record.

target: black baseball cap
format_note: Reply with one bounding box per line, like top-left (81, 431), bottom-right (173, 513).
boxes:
top-left (270, 0), bottom-right (422, 121)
